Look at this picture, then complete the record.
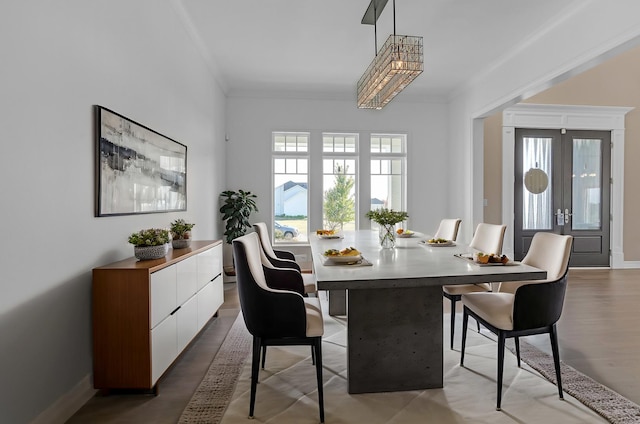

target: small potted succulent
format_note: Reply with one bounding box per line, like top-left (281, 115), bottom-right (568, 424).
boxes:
top-left (128, 228), bottom-right (171, 260)
top-left (365, 208), bottom-right (409, 248)
top-left (170, 219), bottom-right (195, 249)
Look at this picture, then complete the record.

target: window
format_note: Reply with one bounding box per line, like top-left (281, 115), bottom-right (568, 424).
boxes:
top-left (273, 132), bottom-right (309, 244)
top-left (322, 133), bottom-right (358, 231)
top-left (370, 134), bottom-right (407, 218)
top-left (271, 131), bottom-right (407, 242)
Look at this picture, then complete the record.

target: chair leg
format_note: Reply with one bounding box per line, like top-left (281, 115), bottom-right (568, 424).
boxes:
top-left (549, 324), bottom-right (564, 400)
top-left (476, 318), bottom-right (481, 333)
top-left (515, 336), bottom-right (521, 368)
top-left (250, 337), bottom-right (261, 418)
top-left (311, 345), bottom-right (316, 365)
top-left (314, 338), bottom-right (325, 423)
top-left (261, 345), bottom-right (267, 369)
top-left (450, 297), bottom-right (457, 349)
top-left (460, 308), bottom-right (469, 366)
top-left (496, 332), bottom-right (506, 411)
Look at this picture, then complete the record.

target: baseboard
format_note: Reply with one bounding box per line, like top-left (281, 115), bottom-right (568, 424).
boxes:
top-left (622, 260), bottom-right (640, 269)
top-left (30, 374), bottom-right (96, 424)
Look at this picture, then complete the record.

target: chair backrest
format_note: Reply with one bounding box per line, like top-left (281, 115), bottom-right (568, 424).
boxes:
top-left (434, 219), bottom-right (462, 241)
top-left (253, 222), bottom-right (278, 259)
top-left (233, 233), bottom-right (306, 338)
top-left (499, 232), bottom-right (573, 294)
top-left (468, 223), bottom-right (506, 255)
top-left (512, 273), bottom-right (568, 331)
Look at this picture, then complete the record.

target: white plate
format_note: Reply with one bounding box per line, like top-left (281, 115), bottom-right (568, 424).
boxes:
top-left (317, 234), bottom-right (342, 239)
top-left (397, 232), bottom-right (415, 238)
top-left (322, 254), bottom-right (362, 263)
top-left (423, 240), bottom-right (454, 247)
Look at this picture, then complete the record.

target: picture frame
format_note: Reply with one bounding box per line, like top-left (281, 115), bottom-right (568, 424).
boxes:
top-left (95, 106), bottom-right (187, 216)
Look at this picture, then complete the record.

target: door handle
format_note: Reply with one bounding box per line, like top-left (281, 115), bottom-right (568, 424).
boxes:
top-left (555, 209), bottom-right (564, 226)
top-left (564, 208), bottom-right (572, 224)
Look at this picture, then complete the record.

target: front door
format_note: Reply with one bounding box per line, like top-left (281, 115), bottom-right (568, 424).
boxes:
top-left (514, 129), bottom-right (611, 266)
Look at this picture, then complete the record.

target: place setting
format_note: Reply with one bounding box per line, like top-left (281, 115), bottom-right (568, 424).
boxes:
top-left (314, 228), bottom-right (344, 240)
top-left (320, 247), bottom-right (372, 267)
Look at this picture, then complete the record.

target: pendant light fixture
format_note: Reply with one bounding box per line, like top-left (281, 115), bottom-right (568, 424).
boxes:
top-left (357, 0), bottom-right (423, 109)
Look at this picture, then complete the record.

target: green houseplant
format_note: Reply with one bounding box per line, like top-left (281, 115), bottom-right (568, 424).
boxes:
top-left (170, 219), bottom-right (195, 249)
top-left (365, 208), bottom-right (409, 248)
top-left (219, 189), bottom-right (259, 244)
top-left (128, 228), bottom-right (171, 260)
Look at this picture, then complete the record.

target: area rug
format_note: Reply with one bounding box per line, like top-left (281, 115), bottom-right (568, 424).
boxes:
top-left (180, 307), bottom-right (640, 424)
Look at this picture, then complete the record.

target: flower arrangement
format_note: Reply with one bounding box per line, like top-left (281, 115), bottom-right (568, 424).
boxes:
top-left (365, 208), bottom-right (409, 226)
top-left (170, 219), bottom-right (195, 240)
top-left (365, 208), bottom-right (409, 248)
top-left (128, 228), bottom-right (171, 247)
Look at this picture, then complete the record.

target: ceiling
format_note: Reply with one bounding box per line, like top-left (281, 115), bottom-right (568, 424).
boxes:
top-left (177, 0), bottom-right (579, 102)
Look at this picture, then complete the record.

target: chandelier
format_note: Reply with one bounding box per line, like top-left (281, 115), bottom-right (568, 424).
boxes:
top-left (357, 0), bottom-right (423, 110)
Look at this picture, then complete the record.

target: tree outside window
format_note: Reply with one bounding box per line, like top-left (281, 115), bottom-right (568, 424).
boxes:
top-left (323, 164), bottom-right (355, 230)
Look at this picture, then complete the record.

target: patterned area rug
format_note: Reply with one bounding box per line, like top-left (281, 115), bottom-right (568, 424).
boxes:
top-left (178, 314), bottom-right (252, 424)
top-left (179, 311), bottom-right (640, 424)
top-left (506, 341), bottom-right (640, 424)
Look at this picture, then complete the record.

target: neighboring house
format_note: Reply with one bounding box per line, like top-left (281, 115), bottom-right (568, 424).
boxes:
top-left (274, 181), bottom-right (308, 216)
top-left (371, 197), bottom-right (385, 211)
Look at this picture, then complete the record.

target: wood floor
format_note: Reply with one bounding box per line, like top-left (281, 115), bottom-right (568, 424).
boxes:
top-left (68, 269), bottom-right (640, 423)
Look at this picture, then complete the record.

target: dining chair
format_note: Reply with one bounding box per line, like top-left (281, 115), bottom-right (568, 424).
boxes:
top-left (433, 218), bottom-right (462, 241)
top-left (233, 232), bottom-right (325, 423)
top-left (254, 222), bottom-right (317, 295)
top-left (442, 223), bottom-right (507, 349)
top-left (460, 232), bottom-right (573, 410)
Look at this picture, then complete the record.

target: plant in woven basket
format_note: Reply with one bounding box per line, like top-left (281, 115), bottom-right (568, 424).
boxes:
top-left (170, 219), bottom-right (195, 240)
top-left (128, 228), bottom-right (171, 246)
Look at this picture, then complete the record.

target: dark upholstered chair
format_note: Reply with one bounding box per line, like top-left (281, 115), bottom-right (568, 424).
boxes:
top-left (233, 232), bottom-right (325, 423)
top-left (254, 222), bottom-right (317, 295)
top-left (460, 232), bottom-right (573, 410)
top-left (443, 223), bottom-right (506, 349)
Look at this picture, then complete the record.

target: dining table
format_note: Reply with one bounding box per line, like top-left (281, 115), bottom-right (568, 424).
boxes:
top-left (309, 229), bottom-right (547, 394)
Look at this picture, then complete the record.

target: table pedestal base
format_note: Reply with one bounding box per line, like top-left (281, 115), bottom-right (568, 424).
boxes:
top-left (328, 289), bottom-right (347, 315)
top-left (347, 284), bottom-right (443, 394)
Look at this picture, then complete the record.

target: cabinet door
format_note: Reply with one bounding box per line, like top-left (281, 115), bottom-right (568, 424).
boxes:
top-left (151, 314), bottom-right (177, 385)
top-left (176, 255), bottom-right (198, 305)
top-left (177, 294), bottom-right (198, 352)
top-left (196, 245), bottom-right (222, 291)
top-left (150, 266), bottom-right (177, 329)
top-left (197, 275), bottom-right (223, 330)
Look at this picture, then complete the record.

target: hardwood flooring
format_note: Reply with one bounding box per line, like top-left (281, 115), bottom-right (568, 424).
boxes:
top-left (68, 269), bottom-right (640, 422)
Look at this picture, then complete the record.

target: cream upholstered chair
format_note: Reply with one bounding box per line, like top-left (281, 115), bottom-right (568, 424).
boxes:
top-left (233, 232), bottom-right (325, 422)
top-left (442, 223), bottom-right (507, 349)
top-left (460, 232), bottom-right (573, 410)
top-left (254, 222), bottom-right (317, 295)
top-left (433, 218), bottom-right (462, 241)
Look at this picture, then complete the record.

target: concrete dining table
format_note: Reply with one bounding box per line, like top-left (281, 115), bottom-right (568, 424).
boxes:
top-left (309, 230), bottom-right (546, 394)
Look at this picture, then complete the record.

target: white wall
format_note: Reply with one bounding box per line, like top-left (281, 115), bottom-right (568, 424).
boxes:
top-left (0, 1), bottom-right (227, 422)
top-left (448, 1), bottom-right (640, 243)
top-left (225, 96), bottom-right (450, 250)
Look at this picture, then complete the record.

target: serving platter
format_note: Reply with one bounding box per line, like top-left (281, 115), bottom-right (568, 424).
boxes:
top-left (322, 254), bottom-right (362, 263)
top-left (420, 240), bottom-right (454, 247)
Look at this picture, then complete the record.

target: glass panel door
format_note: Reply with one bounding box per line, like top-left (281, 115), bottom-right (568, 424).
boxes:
top-left (571, 138), bottom-right (602, 230)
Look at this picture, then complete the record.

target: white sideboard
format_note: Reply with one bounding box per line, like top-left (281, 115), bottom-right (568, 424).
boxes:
top-left (92, 240), bottom-right (223, 391)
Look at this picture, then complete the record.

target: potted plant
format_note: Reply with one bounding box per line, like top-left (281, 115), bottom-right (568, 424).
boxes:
top-left (365, 208), bottom-right (409, 248)
top-left (128, 228), bottom-right (171, 260)
top-left (219, 189), bottom-right (259, 244)
top-left (170, 219), bottom-right (195, 249)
